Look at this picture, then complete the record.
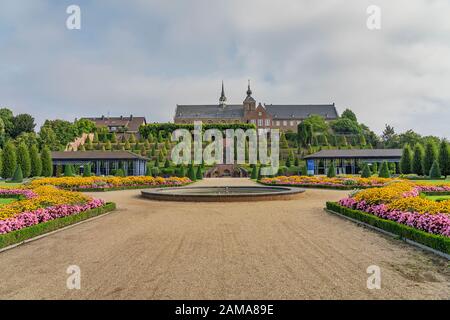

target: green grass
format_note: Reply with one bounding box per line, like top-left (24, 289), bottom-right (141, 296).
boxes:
top-left (425, 195), bottom-right (450, 202)
top-left (0, 181), bottom-right (23, 187)
top-left (0, 198), bottom-right (17, 206)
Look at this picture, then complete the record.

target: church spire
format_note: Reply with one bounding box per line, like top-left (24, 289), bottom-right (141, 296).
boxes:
top-left (219, 81), bottom-right (227, 105)
top-left (246, 79), bottom-right (252, 96)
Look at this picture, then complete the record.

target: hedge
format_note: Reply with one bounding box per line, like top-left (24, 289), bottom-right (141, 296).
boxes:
top-left (326, 202), bottom-right (450, 255)
top-left (0, 202), bottom-right (116, 250)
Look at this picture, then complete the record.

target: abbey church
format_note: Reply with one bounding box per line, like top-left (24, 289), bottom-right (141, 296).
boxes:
top-left (174, 82), bottom-right (339, 132)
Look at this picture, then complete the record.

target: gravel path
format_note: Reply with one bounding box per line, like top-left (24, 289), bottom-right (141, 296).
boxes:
top-left (0, 178), bottom-right (448, 299)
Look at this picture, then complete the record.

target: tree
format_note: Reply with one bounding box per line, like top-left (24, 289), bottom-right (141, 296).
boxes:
top-left (12, 166), bottom-right (23, 183)
top-left (381, 124), bottom-right (399, 148)
top-left (412, 144), bottom-right (425, 176)
top-left (114, 169), bottom-right (125, 177)
top-left (39, 126), bottom-right (59, 150)
top-left (341, 109), bottom-right (357, 122)
top-left (358, 134), bottom-right (366, 147)
top-left (0, 108), bottom-right (14, 137)
top-left (124, 140), bottom-right (131, 150)
top-left (361, 163), bottom-right (372, 178)
top-left (151, 167), bottom-right (160, 177)
top-left (129, 134), bottom-right (136, 143)
top-left (400, 144), bottom-right (413, 174)
top-left (41, 120), bottom-right (77, 148)
top-left (105, 140), bottom-right (112, 151)
top-left (330, 118), bottom-right (361, 134)
top-left (327, 163), bottom-right (336, 178)
top-left (429, 160), bottom-right (441, 179)
top-left (145, 162), bottom-right (153, 176)
top-left (438, 140), bottom-right (450, 178)
top-left (378, 161), bottom-right (391, 178)
top-left (111, 132), bottom-right (117, 143)
top-left (302, 115), bottom-right (328, 133)
top-left (251, 165), bottom-right (258, 179)
top-left (41, 146), bottom-right (53, 177)
top-left (424, 141), bottom-right (438, 175)
top-left (164, 158), bottom-right (170, 168)
top-left (74, 119), bottom-right (96, 136)
top-left (2, 142), bottom-right (16, 178)
top-left (398, 129), bottom-right (422, 148)
top-left (16, 142), bottom-right (31, 178)
top-left (0, 118), bottom-right (6, 148)
top-left (280, 133), bottom-right (289, 148)
top-left (29, 145), bottom-right (42, 177)
top-left (11, 114), bottom-right (35, 138)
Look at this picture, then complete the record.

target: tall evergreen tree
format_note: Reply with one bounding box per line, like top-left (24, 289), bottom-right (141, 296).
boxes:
top-left (29, 144), bottom-right (42, 177)
top-left (429, 160), bottom-right (441, 179)
top-left (400, 144), bottom-right (413, 174)
top-left (412, 144), bottom-right (425, 176)
top-left (361, 163), bottom-right (372, 178)
top-left (2, 142), bottom-right (16, 178)
top-left (40, 146), bottom-right (53, 177)
top-left (438, 140), bottom-right (450, 178)
top-left (16, 142), bottom-right (31, 178)
top-left (378, 161), bottom-right (391, 178)
top-left (424, 142), bottom-right (438, 175)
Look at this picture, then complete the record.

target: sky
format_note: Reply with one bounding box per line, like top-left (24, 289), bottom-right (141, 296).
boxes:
top-left (0, 0), bottom-right (449, 138)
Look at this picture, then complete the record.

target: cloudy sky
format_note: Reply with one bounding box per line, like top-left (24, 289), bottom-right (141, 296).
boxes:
top-left (1, 0), bottom-right (449, 137)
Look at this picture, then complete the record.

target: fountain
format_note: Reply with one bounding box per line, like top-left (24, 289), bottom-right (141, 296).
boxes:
top-left (141, 185), bottom-right (305, 202)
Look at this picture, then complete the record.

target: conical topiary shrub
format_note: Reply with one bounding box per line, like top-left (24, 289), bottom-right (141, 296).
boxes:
top-left (429, 160), bottom-right (441, 179)
top-left (251, 165), bottom-right (258, 179)
top-left (12, 165), bottom-right (23, 183)
top-left (361, 163), bottom-right (372, 178)
top-left (188, 164), bottom-right (196, 181)
top-left (83, 164), bottom-right (92, 177)
top-left (64, 164), bottom-right (74, 177)
top-left (196, 166), bottom-right (203, 180)
top-left (327, 163), bottom-right (336, 178)
top-left (378, 161), bottom-right (391, 178)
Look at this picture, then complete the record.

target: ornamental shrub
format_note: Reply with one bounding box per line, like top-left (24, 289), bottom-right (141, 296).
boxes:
top-left (16, 142), bottom-right (31, 178)
top-left (424, 141), bottom-right (438, 175)
top-left (29, 144), bottom-right (42, 177)
top-left (145, 162), bottom-right (153, 176)
top-left (251, 165), bottom-right (258, 179)
top-left (2, 142), bottom-right (17, 179)
top-left (188, 164), bottom-right (196, 181)
top-left (12, 165), bottom-right (23, 183)
top-left (83, 164), bottom-right (92, 177)
top-left (40, 146), bottom-right (53, 177)
top-left (115, 168), bottom-right (126, 177)
top-left (164, 158), bottom-right (170, 168)
top-left (64, 164), bottom-right (74, 177)
top-left (429, 160), bottom-right (441, 179)
top-left (196, 166), bottom-right (203, 180)
top-left (361, 163), bottom-right (372, 178)
top-left (327, 163), bottom-right (336, 178)
top-left (151, 167), bottom-right (160, 177)
top-left (378, 161), bottom-right (391, 178)
top-left (400, 144), bottom-right (413, 174)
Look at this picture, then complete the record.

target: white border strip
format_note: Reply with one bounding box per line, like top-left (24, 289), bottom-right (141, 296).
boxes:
top-left (324, 208), bottom-right (450, 260)
top-left (0, 209), bottom-right (116, 254)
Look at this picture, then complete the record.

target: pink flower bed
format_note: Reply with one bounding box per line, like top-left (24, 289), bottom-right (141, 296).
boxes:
top-left (0, 198), bottom-right (105, 235)
top-left (338, 197), bottom-right (450, 237)
top-left (0, 189), bottom-right (37, 199)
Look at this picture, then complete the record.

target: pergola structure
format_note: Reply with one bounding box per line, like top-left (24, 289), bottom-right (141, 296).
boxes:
top-left (51, 151), bottom-right (149, 176)
top-left (304, 149), bottom-right (402, 175)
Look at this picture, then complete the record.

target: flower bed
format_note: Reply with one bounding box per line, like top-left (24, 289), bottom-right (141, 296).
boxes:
top-left (0, 185), bottom-right (108, 236)
top-left (259, 175), bottom-right (394, 189)
top-left (335, 181), bottom-right (450, 238)
top-left (29, 176), bottom-right (192, 191)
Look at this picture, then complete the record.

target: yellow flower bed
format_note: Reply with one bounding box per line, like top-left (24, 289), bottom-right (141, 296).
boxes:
top-left (0, 186), bottom-right (90, 220)
top-left (29, 176), bottom-right (191, 189)
top-left (260, 175), bottom-right (394, 187)
top-left (388, 197), bottom-right (450, 214)
top-left (353, 181), bottom-right (416, 205)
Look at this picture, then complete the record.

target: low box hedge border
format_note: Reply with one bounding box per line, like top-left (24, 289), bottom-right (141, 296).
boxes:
top-left (325, 202), bottom-right (450, 256)
top-left (0, 202), bottom-right (116, 250)
top-left (259, 182), bottom-right (378, 190)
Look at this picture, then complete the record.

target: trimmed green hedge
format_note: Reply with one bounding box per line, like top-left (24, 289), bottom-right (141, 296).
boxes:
top-left (326, 202), bottom-right (450, 255)
top-left (0, 202), bottom-right (116, 250)
top-left (69, 183), bottom-right (192, 192)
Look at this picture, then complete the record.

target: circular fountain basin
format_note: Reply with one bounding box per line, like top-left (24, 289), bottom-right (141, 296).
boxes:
top-left (141, 186), bottom-right (305, 202)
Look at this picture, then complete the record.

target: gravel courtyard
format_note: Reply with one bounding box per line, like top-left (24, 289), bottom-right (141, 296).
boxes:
top-left (0, 178), bottom-right (448, 299)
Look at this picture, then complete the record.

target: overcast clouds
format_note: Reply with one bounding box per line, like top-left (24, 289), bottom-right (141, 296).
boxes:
top-left (0, 0), bottom-right (449, 137)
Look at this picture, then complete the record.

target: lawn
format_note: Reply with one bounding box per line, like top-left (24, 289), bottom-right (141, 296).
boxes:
top-left (0, 198), bottom-right (17, 206)
top-left (425, 195), bottom-right (450, 202)
top-left (0, 181), bottom-right (23, 187)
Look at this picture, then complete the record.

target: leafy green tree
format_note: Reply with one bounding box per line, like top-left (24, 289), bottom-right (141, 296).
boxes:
top-left (74, 119), bottom-right (96, 136)
top-left (424, 141), bottom-right (438, 175)
top-left (378, 161), bottom-right (391, 178)
top-left (361, 163), bottom-right (372, 178)
top-left (41, 120), bottom-right (77, 148)
top-left (412, 144), bottom-right (425, 176)
top-left (400, 144), bottom-right (413, 174)
top-left (29, 145), bottom-right (42, 177)
top-left (11, 114), bottom-right (35, 138)
top-left (12, 165), bottom-right (23, 183)
top-left (341, 109), bottom-right (357, 122)
top-left (41, 146), bottom-right (53, 177)
top-left (0, 108), bottom-right (14, 138)
top-left (327, 163), bottom-right (336, 178)
top-left (302, 115), bottom-right (328, 133)
top-left (438, 140), bottom-right (450, 178)
top-left (16, 142), bottom-right (31, 178)
top-left (429, 160), bottom-right (441, 179)
top-left (2, 142), bottom-right (16, 178)
top-left (39, 126), bottom-right (59, 150)
top-left (331, 118), bottom-right (361, 134)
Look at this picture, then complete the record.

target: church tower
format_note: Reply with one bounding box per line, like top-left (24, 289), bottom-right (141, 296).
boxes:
top-left (243, 80), bottom-right (256, 111)
top-left (219, 81), bottom-right (227, 107)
